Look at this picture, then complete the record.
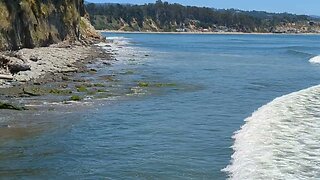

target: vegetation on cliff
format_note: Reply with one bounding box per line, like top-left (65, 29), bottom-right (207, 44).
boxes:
top-left (0, 0), bottom-right (100, 51)
top-left (86, 0), bottom-right (320, 33)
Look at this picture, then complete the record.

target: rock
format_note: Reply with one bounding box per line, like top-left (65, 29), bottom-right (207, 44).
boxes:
top-left (59, 68), bottom-right (78, 73)
top-left (103, 62), bottom-right (112, 66)
top-left (70, 95), bottom-right (82, 101)
top-left (23, 87), bottom-right (43, 96)
top-left (8, 63), bottom-right (31, 74)
top-left (0, 102), bottom-right (26, 111)
top-left (0, 55), bottom-right (10, 64)
top-left (138, 82), bottom-right (149, 87)
top-left (0, 55), bottom-right (32, 74)
top-left (14, 72), bottom-right (31, 82)
top-left (0, 74), bottom-right (13, 80)
top-left (62, 76), bottom-right (70, 81)
top-left (30, 55), bottom-right (41, 62)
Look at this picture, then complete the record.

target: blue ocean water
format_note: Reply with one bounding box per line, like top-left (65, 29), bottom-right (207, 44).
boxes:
top-left (1, 33), bottom-right (320, 179)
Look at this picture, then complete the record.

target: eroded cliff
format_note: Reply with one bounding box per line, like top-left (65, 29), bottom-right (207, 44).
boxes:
top-left (0, 0), bottom-right (99, 51)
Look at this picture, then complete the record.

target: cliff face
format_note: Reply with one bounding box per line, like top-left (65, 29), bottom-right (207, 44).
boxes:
top-left (87, 2), bottom-right (320, 34)
top-left (92, 16), bottom-right (320, 34)
top-left (0, 0), bottom-right (98, 51)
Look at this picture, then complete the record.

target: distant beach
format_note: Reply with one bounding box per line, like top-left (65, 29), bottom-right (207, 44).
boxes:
top-left (98, 30), bottom-right (320, 35)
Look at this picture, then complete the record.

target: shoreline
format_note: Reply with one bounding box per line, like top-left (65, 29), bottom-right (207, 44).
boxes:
top-left (0, 36), bottom-right (153, 111)
top-left (98, 30), bottom-right (320, 35)
top-left (0, 40), bottom-right (115, 110)
top-left (0, 42), bottom-right (109, 88)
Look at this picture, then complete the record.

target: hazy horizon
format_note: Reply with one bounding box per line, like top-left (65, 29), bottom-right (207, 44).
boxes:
top-left (86, 0), bottom-right (320, 16)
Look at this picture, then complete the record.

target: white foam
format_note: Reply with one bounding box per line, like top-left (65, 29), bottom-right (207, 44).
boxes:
top-left (224, 85), bottom-right (320, 179)
top-left (309, 55), bottom-right (320, 64)
top-left (95, 42), bottom-right (109, 47)
top-left (105, 36), bottom-right (128, 40)
top-left (96, 36), bottom-right (151, 65)
top-left (105, 36), bottom-right (131, 46)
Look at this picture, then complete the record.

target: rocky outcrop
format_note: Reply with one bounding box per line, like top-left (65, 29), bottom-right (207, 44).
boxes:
top-left (0, 0), bottom-right (100, 51)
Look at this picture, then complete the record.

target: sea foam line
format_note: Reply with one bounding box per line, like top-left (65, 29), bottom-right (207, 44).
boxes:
top-left (224, 85), bottom-right (320, 179)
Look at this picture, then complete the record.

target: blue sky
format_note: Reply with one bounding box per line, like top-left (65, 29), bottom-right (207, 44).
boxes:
top-left (86, 0), bottom-right (320, 16)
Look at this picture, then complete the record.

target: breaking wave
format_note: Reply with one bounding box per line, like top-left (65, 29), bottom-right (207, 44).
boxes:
top-left (224, 85), bottom-right (320, 179)
top-left (105, 36), bottom-right (131, 46)
top-left (309, 55), bottom-right (320, 64)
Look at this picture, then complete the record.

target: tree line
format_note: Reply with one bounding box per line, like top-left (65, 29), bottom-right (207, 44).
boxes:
top-left (85, 0), bottom-right (314, 32)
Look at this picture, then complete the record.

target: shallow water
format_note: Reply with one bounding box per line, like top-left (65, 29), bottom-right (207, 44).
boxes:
top-left (1, 33), bottom-right (320, 179)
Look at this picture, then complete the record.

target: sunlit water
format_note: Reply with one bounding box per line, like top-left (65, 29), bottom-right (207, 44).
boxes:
top-left (1, 33), bottom-right (320, 179)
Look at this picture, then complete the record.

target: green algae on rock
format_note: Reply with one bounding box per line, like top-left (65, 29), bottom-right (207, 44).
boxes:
top-left (0, 102), bottom-right (26, 111)
top-left (137, 82), bottom-right (177, 88)
top-left (70, 95), bottom-right (82, 101)
top-left (138, 82), bottom-right (149, 87)
top-left (49, 89), bottom-right (72, 95)
top-left (76, 86), bottom-right (88, 92)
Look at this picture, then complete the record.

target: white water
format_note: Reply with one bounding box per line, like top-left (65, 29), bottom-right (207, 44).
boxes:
top-left (309, 55), bottom-right (320, 64)
top-left (96, 37), bottom-right (150, 63)
top-left (224, 85), bottom-right (320, 179)
top-left (105, 36), bottom-right (131, 46)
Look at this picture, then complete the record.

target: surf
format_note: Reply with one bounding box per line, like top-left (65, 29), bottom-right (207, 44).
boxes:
top-left (224, 85), bottom-right (320, 179)
top-left (309, 55), bottom-right (320, 64)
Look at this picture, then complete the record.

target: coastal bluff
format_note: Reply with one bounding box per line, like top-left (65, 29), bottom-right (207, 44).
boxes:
top-left (0, 0), bottom-right (100, 51)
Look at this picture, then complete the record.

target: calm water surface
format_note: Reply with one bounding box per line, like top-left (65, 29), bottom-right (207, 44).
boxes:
top-left (1, 33), bottom-right (320, 179)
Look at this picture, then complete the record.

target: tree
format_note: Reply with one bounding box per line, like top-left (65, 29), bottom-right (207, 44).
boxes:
top-left (85, 1), bottom-right (314, 32)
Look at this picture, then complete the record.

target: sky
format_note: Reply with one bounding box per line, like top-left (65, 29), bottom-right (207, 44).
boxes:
top-left (86, 0), bottom-right (320, 16)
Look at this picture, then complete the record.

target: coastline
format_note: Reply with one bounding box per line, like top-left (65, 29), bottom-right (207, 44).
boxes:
top-left (98, 30), bottom-right (320, 35)
top-left (0, 34), bottom-right (157, 112)
top-left (0, 40), bottom-right (115, 110)
top-left (0, 36), bottom-right (152, 111)
top-left (0, 42), bottom-right (109, 88)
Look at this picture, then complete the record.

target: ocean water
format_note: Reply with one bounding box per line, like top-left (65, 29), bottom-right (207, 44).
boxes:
top-left (1, 33), bottom-right (320, 179)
